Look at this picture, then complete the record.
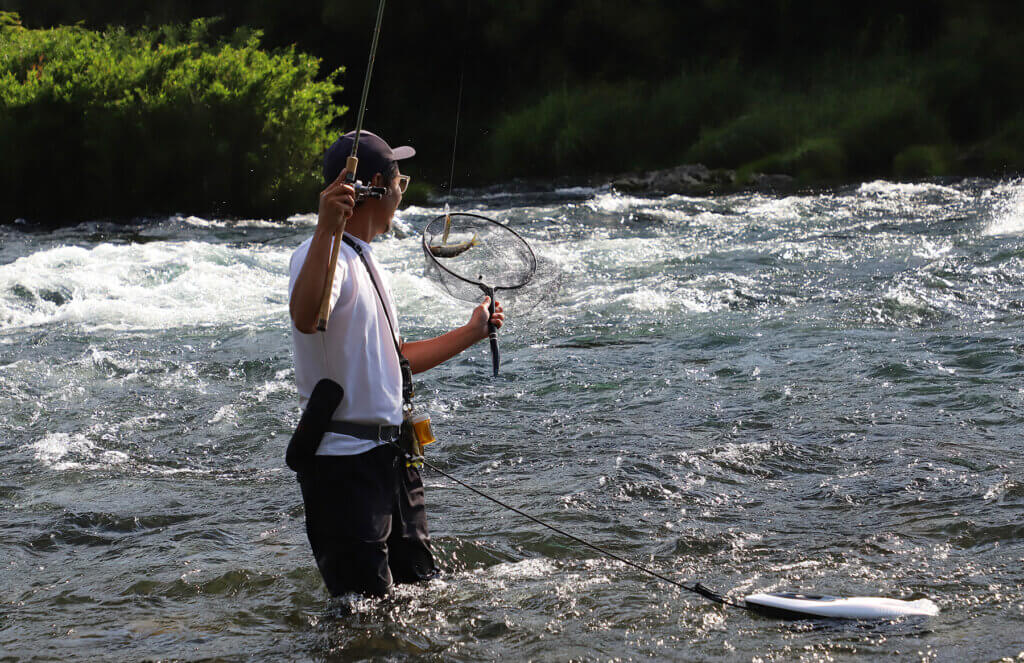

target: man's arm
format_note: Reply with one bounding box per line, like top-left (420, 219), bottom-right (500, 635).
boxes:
top-left (402, 297), bottom-right (505, 373)
top-left (290, 169), bottom-right (355, 334)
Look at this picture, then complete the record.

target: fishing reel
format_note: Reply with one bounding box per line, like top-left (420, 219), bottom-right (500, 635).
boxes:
top-left (354, 182), bottom-right (388, 202)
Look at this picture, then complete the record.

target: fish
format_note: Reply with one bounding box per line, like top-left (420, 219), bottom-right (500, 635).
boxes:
top-left (429, 232), bottom-right (479, 258)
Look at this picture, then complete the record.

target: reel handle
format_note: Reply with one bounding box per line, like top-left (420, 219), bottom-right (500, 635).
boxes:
top-left (355, 184), bottom-right (387, 200)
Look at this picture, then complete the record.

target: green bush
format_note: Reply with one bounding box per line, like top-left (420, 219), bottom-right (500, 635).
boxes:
top-left (487, 62), bottom-right (754, 179)
top-left (489, 82), bottom-right (641, 178)
top-left (0, 16), bottom-right (344, 224)
top-left (741, 137), bottom-right (847, 182)
top-left (836, 85), bottom-right (945, 176)
top-left (685, 106), bottom-right (798, 168)
top-left (892, 144), bottom-right (951, 179)
top-left (641, 62), bottom-right (753, 166)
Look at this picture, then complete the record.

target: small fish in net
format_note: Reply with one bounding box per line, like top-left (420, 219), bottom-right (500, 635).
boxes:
top-left (427, 231), bottom-right (479, 258)
top-left (422, 211), bottom-right (559, 375)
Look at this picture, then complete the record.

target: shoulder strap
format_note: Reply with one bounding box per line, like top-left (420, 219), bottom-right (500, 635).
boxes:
top-left (341, 234), bottom-right (414, 406)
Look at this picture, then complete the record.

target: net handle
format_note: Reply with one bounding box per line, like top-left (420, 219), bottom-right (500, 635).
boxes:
top-left (421, 212), bottom-right (537, 292)
top-left (484, 284), bottom-right (500, 376)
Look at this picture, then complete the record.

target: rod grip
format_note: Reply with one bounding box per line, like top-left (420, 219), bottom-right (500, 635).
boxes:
top-left (316, 231), bottom-right (344, 331)
top-left (316, 155), bottom-right (358, 332)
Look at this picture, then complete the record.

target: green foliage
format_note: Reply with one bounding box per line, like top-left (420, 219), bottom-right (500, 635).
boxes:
top-left (643, 63), bottom-right (752, 164)
top-left (401, 180), bottom-right (433, 207)
top-left (490, 83), bottom-right (639, 177)
top-left (686, 108), bottom-right (797, 170)
top-left (3, 2), bottom-right (1024, 217)
top-left (0, 18), bottom-right (344, 223)
top-left (476, 6), bottom-right (1024, 184)
top-left (0, 10), bottom-right (22, 28)
top-left (741, 137), bottom-right (847, 182)
top-left (893, 144), bottom-right (951, 179)
top-left (836, 85), bottom-right (945, 175)
top-left (490, 62), bottom-right (753, 177)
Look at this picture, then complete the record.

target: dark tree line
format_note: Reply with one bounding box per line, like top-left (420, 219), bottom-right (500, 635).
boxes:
top-left (4, 1), bottom-right (1023, 207)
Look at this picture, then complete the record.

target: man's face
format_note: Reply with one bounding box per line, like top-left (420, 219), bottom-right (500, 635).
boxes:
top-left (372, 167), bottom-right (404, 234)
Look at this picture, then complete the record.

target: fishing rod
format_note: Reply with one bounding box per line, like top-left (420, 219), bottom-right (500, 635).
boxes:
top-left (414, 452), bottom-right (940, 621)
top-left (433, 3), bottom-right (501, 377)
top-left (317, 0), bottom-right (388, 332)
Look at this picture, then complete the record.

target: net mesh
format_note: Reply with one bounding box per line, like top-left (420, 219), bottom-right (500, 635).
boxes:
top-left (422, 212), bottom-right (547, 307)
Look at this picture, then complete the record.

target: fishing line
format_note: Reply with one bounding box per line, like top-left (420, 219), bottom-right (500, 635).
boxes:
top-left (444, 0), bottom-right (469, 197)
top-left (414, 3), bottom-right (935, 624)
top-left (405, 447), bottom-right (940, 620)
top-left (446, 70), bottom-right (464, 197)
top-left (419, 456), bottom-right (740, 607)
top-left (414, 454), bottom-right (742, 610)
top-left (428, 2), bottom-right (512, 376)
top-left (350, 0), bottom-right (387, 162)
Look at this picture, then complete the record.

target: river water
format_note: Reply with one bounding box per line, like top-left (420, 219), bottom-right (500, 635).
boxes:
top-left (2, 180), bottom-right (1023, 661)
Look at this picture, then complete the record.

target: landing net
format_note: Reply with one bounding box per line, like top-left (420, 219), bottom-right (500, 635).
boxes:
top-left (423, 211), bottom-right (560, 376)
top-left (421, 212), bottom-right (537, 305)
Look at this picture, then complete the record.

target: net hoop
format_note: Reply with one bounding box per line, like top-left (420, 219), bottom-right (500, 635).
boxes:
top-left (421, 212), bottom-right (537, 292)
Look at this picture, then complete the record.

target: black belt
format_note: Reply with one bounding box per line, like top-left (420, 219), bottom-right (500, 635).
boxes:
top-left (326, 420), bottom-right (400, 442)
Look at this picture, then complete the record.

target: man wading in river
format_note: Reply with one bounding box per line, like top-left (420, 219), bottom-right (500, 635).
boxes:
top-left (288, 130), bottom-right (505, 596)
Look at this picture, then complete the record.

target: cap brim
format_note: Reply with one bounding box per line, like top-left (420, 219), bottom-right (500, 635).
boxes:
top-left (392, 145), bottom-right (415, 160)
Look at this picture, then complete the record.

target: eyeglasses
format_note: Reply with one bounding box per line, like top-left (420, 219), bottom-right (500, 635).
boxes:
top-left (397, 175), bottom-right (410, 194)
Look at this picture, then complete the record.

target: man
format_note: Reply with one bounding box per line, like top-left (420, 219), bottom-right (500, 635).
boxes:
top-left (288, 130), bottom-right (504, 597)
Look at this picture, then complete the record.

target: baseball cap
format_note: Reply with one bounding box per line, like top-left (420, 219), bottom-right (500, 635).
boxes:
top-left (322, 130), bottom-right (415, 185)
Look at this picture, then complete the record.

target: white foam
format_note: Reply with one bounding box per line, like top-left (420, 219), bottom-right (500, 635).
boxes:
top-left (178, 214), bottom-right (289, 229)
top-left (878, 285), bottom-right (943, 323)
top-left (396, 204), bottom-right (443, 218)
top-left (984, 181), bottom-right (1024, 235)
top-left (913, 238), bottom-right (953, 259)
top-left (555, 185), bottom-right (603, 196)
top-left (741, 195), bottom-right (809, 222)
top-left (29, 432), bottom-right (128, 471)
top-left (611, 287), bottom-right (721, 314)
top-left (0, 241), bottom-right (290, 331)
top-left (250, 371), bottom-right (295, 402)
top-left (983, 476), bottom-right (1017, 501)
top-left (858, 180), bottom-right (962, 198)
top-left (390, 215), bottom-right (415, 237)
top-left (706, 441), bottom-right (774, 466)
top-left (181, 215), bottom-right (217, 228)
top-left (0, 227), bottom-right (482, 333)
top-left (285, 212), bottom-right (318, 226)
top-left (208, 404), bottom-right (237, 424)
top-left (585, 192), bottom-right (651, 213)
top-left (485, 557), bottom-right (558, 580)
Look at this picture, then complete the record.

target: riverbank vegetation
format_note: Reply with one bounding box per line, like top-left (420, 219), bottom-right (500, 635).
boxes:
top-left (492, 27), bottom-right (1024, 185)
top-left (2, 3), bottom-right (1023, 222)
top-left (0, 14), bottom-right (342, 224)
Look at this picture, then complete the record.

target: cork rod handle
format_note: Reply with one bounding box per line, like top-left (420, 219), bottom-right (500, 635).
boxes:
top-left (315, 156), bottom-right (359, 332)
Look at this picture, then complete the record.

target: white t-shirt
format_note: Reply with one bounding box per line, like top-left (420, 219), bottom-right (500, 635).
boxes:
top-left (289, 232), bottom-right (403, 455)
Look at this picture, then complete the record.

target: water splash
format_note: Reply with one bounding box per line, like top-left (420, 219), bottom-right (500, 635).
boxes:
top-left (984, 179), bottom-right (1024, 235)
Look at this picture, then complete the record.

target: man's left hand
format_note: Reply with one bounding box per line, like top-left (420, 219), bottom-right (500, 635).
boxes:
top-left (468, 296), bottom-right (504, 341)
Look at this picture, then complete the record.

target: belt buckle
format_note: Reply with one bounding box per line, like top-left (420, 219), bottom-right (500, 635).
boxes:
top-left (377, 424), bottom-right (391, 442)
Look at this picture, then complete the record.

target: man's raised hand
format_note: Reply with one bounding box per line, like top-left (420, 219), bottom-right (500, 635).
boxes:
top-left (318, 167), bottom-right (356, 232)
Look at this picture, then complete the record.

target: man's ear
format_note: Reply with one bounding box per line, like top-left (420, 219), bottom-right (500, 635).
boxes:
top-left (372, 172), bottom-right (383, 187)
